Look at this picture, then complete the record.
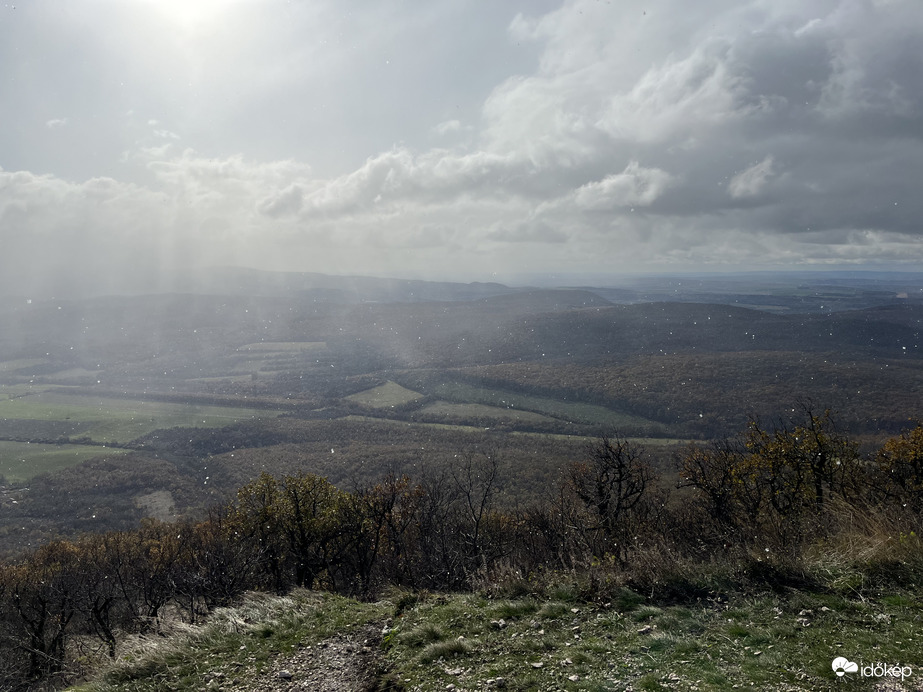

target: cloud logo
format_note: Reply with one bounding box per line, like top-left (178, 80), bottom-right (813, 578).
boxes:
top-left (832, 657), bottom-right (859, 676)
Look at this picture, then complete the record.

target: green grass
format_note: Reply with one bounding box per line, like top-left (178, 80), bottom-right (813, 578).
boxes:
top-left (73, 584), bottom-right (923, 692)
top-left (396, 622), bottom-right (447, 647)
top-left (0, 440), bottom-right (127, 482)
top-left (73, 590), bottom-right (389, 692)
top-left (379, 589), bottom-right (923, 691)
top-left (346, 381), bottom-right (424, 409)
top-left (0, 391), bottom-right (277, 444)
top-left (418, 637), bottom-right (473, 663)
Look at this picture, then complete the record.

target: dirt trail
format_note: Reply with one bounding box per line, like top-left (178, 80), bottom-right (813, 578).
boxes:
top-left (205, 623), bottom-right (385, 692)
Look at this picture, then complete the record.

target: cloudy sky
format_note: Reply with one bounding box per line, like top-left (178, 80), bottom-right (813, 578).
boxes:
top-left (1, 0), bottom-right (922, 293)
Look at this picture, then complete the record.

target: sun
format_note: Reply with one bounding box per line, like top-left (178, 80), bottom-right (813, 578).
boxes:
top-left (141, 0), bottom-right (234, 34)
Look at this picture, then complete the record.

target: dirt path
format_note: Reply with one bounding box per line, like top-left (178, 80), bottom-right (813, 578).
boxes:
top-left (205, 623), bottom-right (385, 692)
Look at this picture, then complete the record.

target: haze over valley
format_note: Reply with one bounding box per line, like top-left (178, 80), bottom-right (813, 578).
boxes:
top-left (0, 267), bottom-right (921, 551)
top-left (2, 1), bottom-right (922, 688)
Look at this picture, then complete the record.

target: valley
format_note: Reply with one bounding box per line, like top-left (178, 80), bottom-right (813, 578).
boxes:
top-left (1, 270), bottom-right (921, 557)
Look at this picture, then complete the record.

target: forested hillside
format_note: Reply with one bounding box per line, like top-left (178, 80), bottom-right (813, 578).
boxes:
top-left (1, 412), bottom-right (921, 689)
top-left (0, 274), bottom-right (922, 688)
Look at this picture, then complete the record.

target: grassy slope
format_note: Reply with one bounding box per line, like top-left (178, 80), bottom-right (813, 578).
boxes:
top-left (73, 584), bottom-right (922, 692)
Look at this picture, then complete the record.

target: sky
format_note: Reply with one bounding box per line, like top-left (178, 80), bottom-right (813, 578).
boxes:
top-left (1, 0), bottom-right (922, 295)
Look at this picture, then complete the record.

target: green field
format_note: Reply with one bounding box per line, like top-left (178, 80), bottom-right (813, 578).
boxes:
top-left (418, 401), bottom-right (559, 424)
top-left (346, 381), bottom-right (424, 409)
top-left (0, 440), bottom-right (127, 482)
top-left (421, 380), bottom-right (668, 432)
top-left (0, 391), bottom-right (277, 444)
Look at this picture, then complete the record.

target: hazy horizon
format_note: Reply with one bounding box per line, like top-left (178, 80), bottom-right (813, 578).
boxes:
top-left (3, 262), bottom-right (922, 304)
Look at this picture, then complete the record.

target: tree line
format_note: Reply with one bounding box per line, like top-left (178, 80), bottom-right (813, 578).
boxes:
top-left (1, 406), bottom-right (921, 688)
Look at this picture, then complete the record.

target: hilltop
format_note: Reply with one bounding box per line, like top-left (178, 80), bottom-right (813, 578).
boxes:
top-left (73, 576), bottom-right (923, 691)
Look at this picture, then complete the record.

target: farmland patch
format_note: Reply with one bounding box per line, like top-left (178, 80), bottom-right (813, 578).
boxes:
top-left (419, 380), bottom-right (667, 433)
top-left (227, 342), bottom-right (333, 375)
top-left (0, 391), bottom-right (276, 444)
top-left (0, 440), bottom-right (127, 482)
top-left (346, 381), bottom-right (423, 409)
top-left (417, 401), bottom-right (558, 425)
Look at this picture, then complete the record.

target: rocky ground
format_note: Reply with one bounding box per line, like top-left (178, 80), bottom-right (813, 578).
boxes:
top-left (200, 623), bottom-right (384, 692)
top-left (68, 587), bottom-right (923, 692)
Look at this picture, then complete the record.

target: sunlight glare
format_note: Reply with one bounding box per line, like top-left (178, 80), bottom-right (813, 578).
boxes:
top-left (142, 0), bottom-right (232, 34)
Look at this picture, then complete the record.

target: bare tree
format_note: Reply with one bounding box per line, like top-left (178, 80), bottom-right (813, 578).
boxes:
top-left (567, 436), bottom-right (654, 564)
top-left (450, 447), bottom-right (502, 574)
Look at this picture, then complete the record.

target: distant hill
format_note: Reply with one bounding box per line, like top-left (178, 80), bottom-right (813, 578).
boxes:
top-left (178, 266), bottom-right (526, 303)
top-left (492, 302), bottom-right (923, 361)
top-left (474, 289), bottom-right (612, 311)
top-left (2, 290), bottom-right (920, 374)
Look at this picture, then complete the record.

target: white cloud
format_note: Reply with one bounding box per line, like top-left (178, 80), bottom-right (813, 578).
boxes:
top-left (572, 162), bottom-right (674, 210)
top-left (45, 118), bottom-right (68, 129)
top-left (600, 43), bottom-right (748, 144)
top-left (433, 119), bottom-right (463, 136)
top-left (287, 148), bottom-right (524, 219)
top-left (2, 0), bottom-right (923, 291)
top-left (728, 156), bottom-right (775, 199)
top-left (258, 183), bottom-right (304, 218)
